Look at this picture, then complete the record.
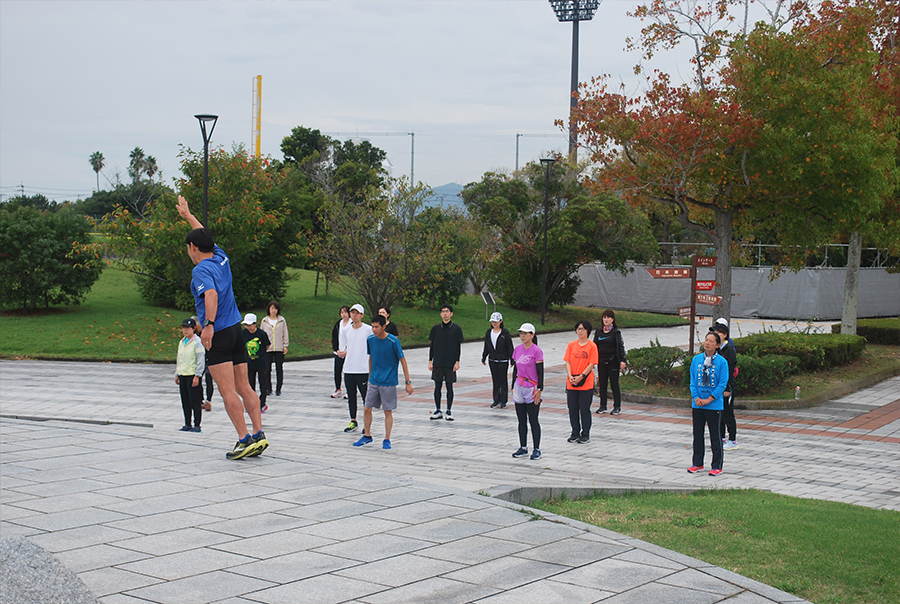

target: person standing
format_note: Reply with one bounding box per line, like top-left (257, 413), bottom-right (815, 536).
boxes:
top-left (338, 303), bottom-right (372, 433)
top-left (331, 306), bottom-right (351, 399)
top-left (176, 195), bottom-right (268, 460)
top-left (594, 309), bottom-right (627, 415)
top-left (510, 323), bottom-right (543, 460)
top-left (175, 317), bottom-right (205, 432)
top-left (564, 321), bottom-right (598, 444)
top-left (378, 307), bottom-right (399, 337)
top-left (261, 300), bottom-right (289, 397)
top-left (352, 315), bottom-right (414, 450)
top-left (712, 319), bottom-right (739, 451)
top-left (481, 312), bottom-right (514, 409)
top-left (428, 304), bottom-right (464, 421)
top-left (242, 313), bottom-right (271, 413)
top-left (688, 331), bottom-right (729, 476)
top-left (191, 315), bottom-right (213, 411)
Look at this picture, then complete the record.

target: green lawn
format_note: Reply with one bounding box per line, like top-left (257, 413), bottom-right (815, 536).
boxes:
top-left (0, 268), bottom-right (687, 361)
top-left (531, 489), bottom-right (900, 604)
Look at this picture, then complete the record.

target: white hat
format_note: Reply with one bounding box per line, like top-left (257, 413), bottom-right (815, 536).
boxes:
top-left (518, 322), bottom-right (536, 333)
top-left (490, 312), bottom-right (503, 322)
top-left (242, 313), bottom-right (257, 325)
top-left (715, 318), bottom-right (729, 328)
top-left (350, 303), bottom-right (365, 314)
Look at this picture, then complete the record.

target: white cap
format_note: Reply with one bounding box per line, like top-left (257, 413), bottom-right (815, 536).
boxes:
top-left (350, 303), bottom-right (365, 314)
top-left (518, 322), bottom-right (536, 333)
top-left (490, 312), bottom-right (503, 322)
top-left (715, 318), bottom-right (729, 328)
top-left (242, 313), bottom-right (257, 325)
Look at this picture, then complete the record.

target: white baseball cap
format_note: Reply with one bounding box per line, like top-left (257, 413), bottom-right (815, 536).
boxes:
top-left (490, 312), bottom-right (503, 322)
top-left (518, 322), bottom-right (536, 333)
top-left (242, 313), bottom-right (257, 325)
top-left (715, 318), bottom-right (729, 328)
top-left (350, 303), bottom-right (365, 314)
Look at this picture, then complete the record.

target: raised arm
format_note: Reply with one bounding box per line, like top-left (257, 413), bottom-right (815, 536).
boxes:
top-left (176, 195), bottom-right (203, 230)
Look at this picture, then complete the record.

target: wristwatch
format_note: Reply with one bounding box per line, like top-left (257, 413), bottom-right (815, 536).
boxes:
top-left (405, 380), bottom-right (412, 385)
top-left (205, 319), bottom-right (215, 327)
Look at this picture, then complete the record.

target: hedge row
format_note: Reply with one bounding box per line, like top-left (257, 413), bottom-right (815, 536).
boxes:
top-left (732, 332), bottom-right (866, 372)
top-left (830, 318), bottom-right (899, 346)
top-left (734, 354), bottom-right (801, 395)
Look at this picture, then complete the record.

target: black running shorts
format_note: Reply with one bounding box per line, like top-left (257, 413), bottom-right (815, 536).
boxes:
top-left (207, 322), bottom-right (248, 367)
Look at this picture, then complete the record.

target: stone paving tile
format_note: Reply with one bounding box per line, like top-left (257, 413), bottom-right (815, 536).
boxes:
top-left (249, 573), bottom-right (384, 604)
top-left (78, 566), bottom-right (163, 597)
top-left (359, 577), bottom-right (500, 604)
top-left (472, 578), bottom-right (614, 604)
top-left (7, 506), bottom-right (133, 532)
top-left (196, 511), bottom-right (316, 539)
top-left (389, 516), bottom-right (501, 544)
top-left (659, 568), bottom-right (745, 596)
top-left (26, 524), bottom-right (142, 553)
top-left (552, 557), bottom-right (678, 592)
top-left (278, 498), bottom-right (382, 522)
top-left (124, 569), bottom-right (275, 604)
top-left (516, 536), bottom-right (630, 566)
top-left (302, 515), bottom-right (408, 540)
top-left (414, 534), bottom-right (533, 565)
top-left (444, 555), bottom-right (572, 590)
top-left (111, 527), bottom-right (239, 556)
top-left (480, 518), bottom-right (586, 545)
top-left (364, 499), bottom-right (475, 524)
top-left (103, 509), bottom-right (217, 535)
top-left (118, 547), bottom-right (256, 581)
top-left (212, 529), bottom-right (336, 560)
top-left (600, 581), bottom-right (725, 603)
top-left (54, 543), bottom-right (151, 573)
top-left (228, 550), bottom-right (359, 584)
top-left (336, 552), bottom-right (465, 587)
top-left (310, 533), bottom-right (433, 563)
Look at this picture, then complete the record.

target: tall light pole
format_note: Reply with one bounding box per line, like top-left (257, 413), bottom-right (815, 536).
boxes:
top-left (548, 1), bottom-right (600, 161)
top-left (539, 157), bottom-right (556, 325)
top-left (194, 114), bottom-right (218, 227)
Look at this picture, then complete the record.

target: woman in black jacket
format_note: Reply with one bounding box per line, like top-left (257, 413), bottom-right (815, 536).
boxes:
top-left (481, 312), bottom-right (514, 408)
top-left (594, 309), bottom-right (627, 415)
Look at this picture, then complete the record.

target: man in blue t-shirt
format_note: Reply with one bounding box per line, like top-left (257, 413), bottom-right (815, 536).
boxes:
top-left (352, 315), bottom-right (413, 450)
top-left (177, 195), bottom-right (269, 461)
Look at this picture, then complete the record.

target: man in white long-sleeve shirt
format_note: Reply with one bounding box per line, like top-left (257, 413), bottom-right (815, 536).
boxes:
top-left (338, 303), bottom-right (372, 433)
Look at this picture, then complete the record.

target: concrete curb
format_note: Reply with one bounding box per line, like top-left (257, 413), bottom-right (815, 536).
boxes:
top-left (485, 484), bottom-right (703, 505)
top-left (0, 414), bottom-right (153, 428)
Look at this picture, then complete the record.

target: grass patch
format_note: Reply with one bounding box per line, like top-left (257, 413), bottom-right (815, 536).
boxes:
top-left (0, 268), bottom-right (687, 361)
top-left (531, 489), bottom-right (900, 604)
top-left (618, 344), bottom-right (900, 400)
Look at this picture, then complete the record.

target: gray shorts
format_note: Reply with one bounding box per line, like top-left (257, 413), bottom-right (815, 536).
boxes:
top-left (364, 384), bottom-right (398, 411)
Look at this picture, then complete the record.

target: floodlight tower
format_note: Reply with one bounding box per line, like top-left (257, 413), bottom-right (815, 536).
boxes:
top-left (548, 0), bottom-right (600, 161)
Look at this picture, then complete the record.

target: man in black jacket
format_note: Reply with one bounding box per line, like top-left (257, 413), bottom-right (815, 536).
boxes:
top-left (712, 319), bottom-right (738, 451)
top-left (428, 304), bottom-right (464, 421)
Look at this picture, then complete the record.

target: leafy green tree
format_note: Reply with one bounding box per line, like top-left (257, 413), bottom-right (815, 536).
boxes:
top-left (405, 206), bottom-right (471, 309)
top-left (2, 194), bottom-right (56, 213)
top-left (89, 151), bottom-right (105, 191)
top-left (0, 204), bottom-right (102, 310)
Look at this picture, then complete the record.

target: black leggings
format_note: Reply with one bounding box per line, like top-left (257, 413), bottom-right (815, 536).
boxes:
top-left (692, 407), bottom-right (723, 470)
top-left (597, 360), bottom-right (621, 410)
top-left (720, 394), bottom-right (737, 441)
top-left (268, 351), bottom-right (285, 394)
top-left (566, 389), bottom-right (593, 438)
top-left (515, 402), bottom-right (541, 449)
top-left (178, 375), bottom-right (202, 427)
top-left (204, 368), bottom-right (214, 401)
top-left (488, 360), bottom-right (509, 405)
top-left (345, 373), bottom-right (368, 420)
top-left (434, 381), bottom-right (454, 410)
top-left (334, 355), bottom-right (345, 391)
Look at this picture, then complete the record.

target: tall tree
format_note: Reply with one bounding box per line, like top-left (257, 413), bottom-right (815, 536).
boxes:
top-left (89, 151), bottom-right (105, 191)
top-left (128, 147), bottom-right (147, 183)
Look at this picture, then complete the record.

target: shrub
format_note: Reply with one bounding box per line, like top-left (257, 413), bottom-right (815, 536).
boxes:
top-left (733, 332), bottom-right (865, 372)
top-left (626, 338), bottom-right (687, 385)
top-left (735, 354), bottom-right (801, 395)
top-left (831, 318), bottom-right (899, 346)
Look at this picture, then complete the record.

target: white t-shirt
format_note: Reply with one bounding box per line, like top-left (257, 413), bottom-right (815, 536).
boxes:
top-left (340, 322), bottom-right (373, 374)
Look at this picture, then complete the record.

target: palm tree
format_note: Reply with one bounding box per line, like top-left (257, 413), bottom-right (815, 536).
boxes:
top-left (128, 147), bottom-right (146, 183)
top-left (89, 151), bottom-right (105, 191)
top-left (145, 156), bottom-right (158, 181)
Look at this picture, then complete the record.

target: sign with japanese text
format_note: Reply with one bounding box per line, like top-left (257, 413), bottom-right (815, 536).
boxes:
top-left (694, 256), bottom-right (716, 267)
top-left (695, 280), bottom-right (716, 291)
top-left (647, 268), bottom-right (691, 279)
top-left (696, 293), bottom-right (723, 306)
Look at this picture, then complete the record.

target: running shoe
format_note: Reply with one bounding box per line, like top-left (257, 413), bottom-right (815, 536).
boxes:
top-left (512, 447), bottom-right (528, 458)
top-left (687, 465), bottom-right (705, 473)
top-left (261, 404), bottom-right (268, 413)
top-left (344, 420), bottom-right (359, 433)
top-left (499, 403), bottom-right (507, 409)
top-left (596, 408), bottom-right (607, 414)
top-left (430, 410), bottom-right (443, 420)
top-left (382, 439), bottom-right (392, 450)
top-left (567, 434), bottom-right (579, 443)
top-left (490, 402), bottom-right (500, 408)
top-left (246, 430), bottom-right (269, 457)
top-left (530, 449), bottom-right (542, 460)
top-left (577, 436), bottom-right (590, 444)
top-left (179, 425), bottom-right (192, 432)
top-left (353, 435), bottom-right (373, 447)
top-left (723, 441), bottom-right (739, 451)
top-left (226, 435), bottom-right (258, 460)
top-left (445, 410), bottom-right (454, 421)
top-left (611, 408), bottom-right (621, 416)
top-left (330, 389), bottom-right (342, 398)
top-left (190, 427), bottom-right (201, 433)
top-left (708, 469), bottom-right (723, 477)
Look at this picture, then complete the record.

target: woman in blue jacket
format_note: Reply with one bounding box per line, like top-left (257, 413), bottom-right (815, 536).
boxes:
top-left (688, 331), bottom-right (729, 476)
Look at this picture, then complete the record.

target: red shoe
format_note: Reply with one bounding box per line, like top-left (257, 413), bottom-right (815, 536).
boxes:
top-left (708, 469), bottom-right (723, 477)
top-left (687, 465), bottom-right (704, 473)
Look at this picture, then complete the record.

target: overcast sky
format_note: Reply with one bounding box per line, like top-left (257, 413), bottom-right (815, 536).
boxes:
top-left (0, 0), bottom-right (695, 202)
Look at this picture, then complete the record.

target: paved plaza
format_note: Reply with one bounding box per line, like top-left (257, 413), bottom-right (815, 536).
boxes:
top-left (2, 320), bottom-right (898, 603)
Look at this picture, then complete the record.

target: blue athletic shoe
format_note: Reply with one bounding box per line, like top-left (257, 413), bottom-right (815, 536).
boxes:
top-left (382, 439), bottom-right (392, 450)
top-left (353, 435), bottom-right (373, 447)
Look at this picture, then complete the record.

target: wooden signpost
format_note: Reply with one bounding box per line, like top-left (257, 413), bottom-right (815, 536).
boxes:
top-left (647, 256), bottom-right (720, 355)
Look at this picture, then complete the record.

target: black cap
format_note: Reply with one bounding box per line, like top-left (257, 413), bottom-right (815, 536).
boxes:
top-left (181, 317), bottom-right (197, 328)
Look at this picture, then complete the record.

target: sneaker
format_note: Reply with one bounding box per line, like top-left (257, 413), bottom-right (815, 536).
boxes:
top-left (567, 434), bottom-right (579, 443)
top-left (708, 468), bottom-right (723, 476)
top-left (353, 435), bottom-right (373, 447)
top-left (331, 389), bottom-right (342, 398)
top-left (490, 402), bottom-right (500, 408)
top-left (226, 435), bottom-right (258, 460)
top-left (343, 393), bottom-right (348, 399)
top-left (179, 425), bottom-right (192, 432)
top-left (382, 439), bottom-right (392, 450)
top-left (203, 400), bottom-right (212, 411)
top-left (344, 420), bottom-right (358, 433)
top-left (499, 403), bottom-right (507, 409)
top-left (430, 410), bottom-right (443, 420)
top-left (530, 449), bottom-right (542, 460)
top-left (577, 435), bottom-right (590, 444)
top-left (611, 408), bottom-right (621, 416)
top-left (687, 465), bottom-right (705, 474)
top-left (723, 440), bottom-right (739, 451)
top-left (247, 430), bottom-right (268, 457)
top-left (512, 447), bottom-right (528, 458)
top-left (445, 410), bottom-right (454, 421)
top-left (596, 408), bottom-right (607, 414)
top-left (275, 391), bottom-right (281, 396)
top-left (190, 426), bottom-right (201, 433)
top-left (261, 404), bottom-right (268, 413)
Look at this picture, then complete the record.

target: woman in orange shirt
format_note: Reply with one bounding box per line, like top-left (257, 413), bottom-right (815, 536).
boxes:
top-left (564, 320), bottom-right (599, 444)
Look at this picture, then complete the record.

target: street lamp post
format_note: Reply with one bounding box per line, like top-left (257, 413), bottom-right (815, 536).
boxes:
top-left (194, 114), bottom-right (218, 227)
top-left (539, 157), bottom-right (556, 325)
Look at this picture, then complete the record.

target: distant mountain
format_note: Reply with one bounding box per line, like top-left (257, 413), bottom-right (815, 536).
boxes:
top-left (424, 182), bottom-right (464, 209)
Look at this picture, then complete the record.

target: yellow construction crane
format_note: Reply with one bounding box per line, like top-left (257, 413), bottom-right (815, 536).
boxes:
top-left (252, 75), bottom-right (262, 158)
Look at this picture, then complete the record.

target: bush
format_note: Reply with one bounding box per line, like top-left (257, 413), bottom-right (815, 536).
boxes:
top-left (734, 354), bottom-right (801, 395)
top-left (626, 338), bottom-right (687, 385)
top-left (733, 332), bottom-right (865, 372)
top-left (831, 318), bottom-right (899, 346)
